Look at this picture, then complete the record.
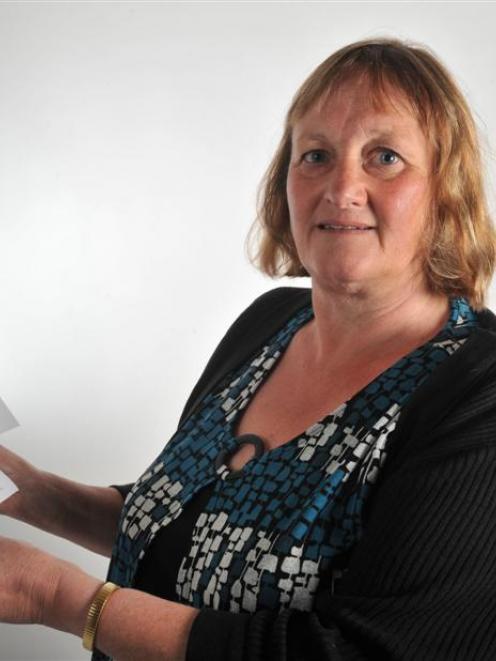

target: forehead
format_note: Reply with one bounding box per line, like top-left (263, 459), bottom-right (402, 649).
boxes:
top-left (292, 77), bottom-right (424, 142)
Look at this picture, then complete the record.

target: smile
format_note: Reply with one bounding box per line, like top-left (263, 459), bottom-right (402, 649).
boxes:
top-left (317, 224), bottom-right (375, 231)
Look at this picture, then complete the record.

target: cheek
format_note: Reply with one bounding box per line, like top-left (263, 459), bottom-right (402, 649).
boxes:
top-left (381, 180), bottom-right (431, 266)
top-left (286, 171), bottom-right (318, 213)
top-left (387, 177), bottom-right (430, 218)
top-left (286, 173), bottom-right (302, 215)
top-left (286, 177), bottom-right (296, 216)
top-left (286, 175), bottom-right (305, 236)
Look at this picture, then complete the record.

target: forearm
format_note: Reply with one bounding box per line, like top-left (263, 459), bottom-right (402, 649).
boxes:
top-left (20, 471), bottom-right (123, 557)
top-left (97, 587), bottom-right (198, 661)
top-left (48, 568), bottom-right (199, 661)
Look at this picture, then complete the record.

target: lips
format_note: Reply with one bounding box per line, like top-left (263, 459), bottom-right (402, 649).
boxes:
top-left (317, 222), bottom-right (375, 231)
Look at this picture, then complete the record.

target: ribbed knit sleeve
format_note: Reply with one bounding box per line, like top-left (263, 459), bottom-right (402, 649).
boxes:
top-left (109, 483), bottom-right (133, 500)
top-left (186, 368), bottom-right (496, 660)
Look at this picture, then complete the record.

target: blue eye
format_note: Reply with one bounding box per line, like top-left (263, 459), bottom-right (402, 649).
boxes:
top-left (302, 150), bottom-right (328, 164)
top-left (377, 149), bottom-right (400, 166)
top-left (300, 147), bottom-right (401, 167)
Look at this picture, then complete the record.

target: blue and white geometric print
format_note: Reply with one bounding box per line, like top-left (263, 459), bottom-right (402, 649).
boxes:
top-left (92, 296), bottom-right (479, 661)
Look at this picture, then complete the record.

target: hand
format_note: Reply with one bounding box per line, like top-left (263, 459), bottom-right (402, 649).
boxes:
top-left (0, 534), bottom-right (101, 634)
top-left (1, 445), bottom-right (123, 558)
top-left (0, 444), bottom-right (43, 520)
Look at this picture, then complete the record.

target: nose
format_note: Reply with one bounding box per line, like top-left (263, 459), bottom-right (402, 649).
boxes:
top-left (323, 159), bottom-right (368, 209)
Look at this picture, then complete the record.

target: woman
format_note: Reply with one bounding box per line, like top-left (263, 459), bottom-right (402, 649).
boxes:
top-left (1, 37), bottom-right (496, 660)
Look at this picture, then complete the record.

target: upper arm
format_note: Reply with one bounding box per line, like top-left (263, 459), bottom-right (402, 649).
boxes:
top-left (316, 442), bottom-right (496, 657)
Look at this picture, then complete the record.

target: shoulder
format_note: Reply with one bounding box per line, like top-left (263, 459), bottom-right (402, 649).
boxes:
top-left (384, 306), bottom-right (496, 468)
top-left (177, 286), bottom-right (312, 426)
top-left (227, 286), bottom-right (312, 334)
top-left (475, 305), bottom-right (496, 341)
top-left (459, 305), bottom-right (496, 369)
top-left (233, 285), bottom-right (312, 317)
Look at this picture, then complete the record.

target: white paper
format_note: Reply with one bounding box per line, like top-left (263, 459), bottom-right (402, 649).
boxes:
top-left (0, 469), bottom-right (18, 503)
top-left (0, 397), bottom-right (20, 501)
top-left (0, 397), bottom-right (19, 435)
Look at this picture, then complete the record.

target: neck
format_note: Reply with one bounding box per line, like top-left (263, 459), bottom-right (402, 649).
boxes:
top-left (302, 278), bottom-right (450, 368)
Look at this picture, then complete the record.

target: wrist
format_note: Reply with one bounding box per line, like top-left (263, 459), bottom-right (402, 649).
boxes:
top-left (93, 587), bottom-right (199, 660)
top-left (42, 558), bottom-right (102, 638)
top-left (16, 468), bottom-right (56, 527)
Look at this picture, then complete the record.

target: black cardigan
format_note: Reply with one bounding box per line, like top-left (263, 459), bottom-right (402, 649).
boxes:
top-left (114, 287), bottom-right (496, 660)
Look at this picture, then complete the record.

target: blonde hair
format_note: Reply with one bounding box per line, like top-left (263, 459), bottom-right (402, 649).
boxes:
top-left (247, 37), bottom-right (496, 310)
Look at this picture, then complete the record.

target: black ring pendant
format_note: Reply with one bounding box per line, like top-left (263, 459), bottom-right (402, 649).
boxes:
top-left (214, 433), bottom-right (265, 481)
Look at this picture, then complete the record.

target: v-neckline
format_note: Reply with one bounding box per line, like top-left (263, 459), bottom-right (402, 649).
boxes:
top-left (220, 296), bottom-right (473, 473)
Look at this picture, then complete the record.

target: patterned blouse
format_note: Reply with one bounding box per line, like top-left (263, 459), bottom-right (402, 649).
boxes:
top-left (93, 296), bottom-right (479, 661)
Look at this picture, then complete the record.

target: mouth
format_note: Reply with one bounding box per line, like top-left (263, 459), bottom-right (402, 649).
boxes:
top-left (317, 223), bottom-right (375, 231)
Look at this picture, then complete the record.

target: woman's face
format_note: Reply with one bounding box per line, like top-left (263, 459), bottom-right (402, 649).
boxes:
top-left (286, 78), bottom-right (433, 298)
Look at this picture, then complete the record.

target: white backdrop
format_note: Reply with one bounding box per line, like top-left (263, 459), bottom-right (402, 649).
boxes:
top-left (0, 2), bottom-right (495, 659)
